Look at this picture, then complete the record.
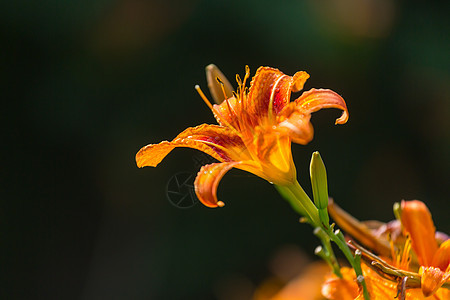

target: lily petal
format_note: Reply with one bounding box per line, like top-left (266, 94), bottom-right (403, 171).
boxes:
top-left (291, 71), bottom-right (310, 93)
top-left (213, 68), bottom-right (311, 130)
top-left (321, 267), bottom-right (359, 300)
top-left (212, 96), bottom-right (241, 128)
top-left (276, 110), bottom-right (314, 145)
top-left (420, 266), bottom-right (450, 297)
top-left (294, 88), bottom-right (349, 125)
top-left (276, 88), bottom-right (348, 145)
top-left (247, 67), bottom-right (296, 121)
top-left (250, 127), bottom-right (297, 184)
top-left (136, 124), bottom-right (247, 168)
top-left (432, 240), bottom-right (450, 272)
top-left (194, 161), bottom-right (240, 207)
top-left (401, 200), bottom-right (438, 267)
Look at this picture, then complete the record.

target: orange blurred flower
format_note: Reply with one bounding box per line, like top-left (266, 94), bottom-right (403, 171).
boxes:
top-left (136, 66), bottom-right (348, 208)
top-left (401, 200), bottom-right (450, 297)
top-left (257, 261), bottom-right (330, 300)
top-left (322, 200), bottom-right (450, 299)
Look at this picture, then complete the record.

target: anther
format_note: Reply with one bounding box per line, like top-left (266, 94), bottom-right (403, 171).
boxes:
top-left (216, 77), bottom-right (230, 101)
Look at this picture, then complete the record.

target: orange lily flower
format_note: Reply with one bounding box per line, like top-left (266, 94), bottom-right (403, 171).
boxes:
top-left (322, 264), bottom-right (450, 300)
top-left (322, 200), bottom-right (450, 299)
top-left (401, 200), bottom-right (450, 297)
top-left (136, 66), bottom-right (348, 208)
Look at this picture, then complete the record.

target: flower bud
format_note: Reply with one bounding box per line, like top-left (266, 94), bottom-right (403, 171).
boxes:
top-left (310, 151), bottom-right (329, 210)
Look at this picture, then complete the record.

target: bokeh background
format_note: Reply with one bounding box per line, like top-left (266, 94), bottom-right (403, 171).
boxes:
top-left (3, 0), bottom-right (449, 299)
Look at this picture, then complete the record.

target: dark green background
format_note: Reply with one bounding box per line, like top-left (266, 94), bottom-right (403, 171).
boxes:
top-left (3, 1), bottom-right (449, 299)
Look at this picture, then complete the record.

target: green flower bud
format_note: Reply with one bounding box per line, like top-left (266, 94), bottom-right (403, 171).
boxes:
top-left (310, 151), bottom-right (329, 210)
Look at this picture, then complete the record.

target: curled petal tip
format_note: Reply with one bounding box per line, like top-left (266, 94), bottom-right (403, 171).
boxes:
top-left (295, 88), bottom-right (349, 126)
top-left (335, 110), bottom-right (349, 125)
top-left (135, 141), bottom-right (175, 168)
top-left (194, 162), bottom-right (239, 208)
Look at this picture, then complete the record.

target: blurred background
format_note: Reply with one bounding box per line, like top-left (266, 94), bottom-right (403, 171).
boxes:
top-left (2, 0), bottom-right (449, 299)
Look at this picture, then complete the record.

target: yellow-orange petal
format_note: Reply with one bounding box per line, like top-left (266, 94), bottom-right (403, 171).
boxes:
top-left (294, 88), bottom-right (349, 125)
top-left (194, 162), bottom-right (240, 208)
top-left (401, 200), bottom-right (438, 267)
top-left (249, 128), bottom-right (297, 185)
top-left (291, 71), bottom-right (310, 93)
top-left (420, 266), bottom-right (450, 297)
top-left (212, 96), bottom-right (240, 128)
top-left (432, 239), bottom-right (450, 272)
top-left (136, 124), bottom-right (248, 168)
top-left (276, 109), bottom-right (314, 145)
top-left (136, 141), bottom-right (178, 168)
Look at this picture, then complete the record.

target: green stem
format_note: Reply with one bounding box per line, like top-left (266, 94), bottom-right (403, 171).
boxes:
top-left (314, 227), bottom-right (342, 277)
top-left (325, 228), bottom-right (370, 300)
top-left (275, 180), bottom-right (370, 300)
top-left (274, 184), bottom-right (310, 222)
top-left (276, 181), bottom-right (321, 226)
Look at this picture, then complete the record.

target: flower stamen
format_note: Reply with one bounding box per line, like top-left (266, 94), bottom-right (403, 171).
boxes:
top-left (195, 84), bottom-right (214, 110)
top-left (197, 83), bottom-right (243, 137)
top-left (239, 66), bottom-right (250, 111)
top-left (216, 77), bottom-right (230, 101)
top-left (400, 236), bottom-right (412, 270)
